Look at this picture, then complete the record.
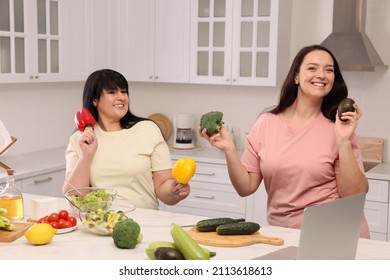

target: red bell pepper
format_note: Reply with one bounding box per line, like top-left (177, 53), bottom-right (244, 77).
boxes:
top-left (75, 108), bottom-right (96, 131)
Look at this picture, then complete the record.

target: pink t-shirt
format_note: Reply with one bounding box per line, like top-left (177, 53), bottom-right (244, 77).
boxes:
top-left (242, 112), bottom-right (370, 238)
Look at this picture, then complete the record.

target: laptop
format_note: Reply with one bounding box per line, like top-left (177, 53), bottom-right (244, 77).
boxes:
top-left (254, 192), bottom-right (366, 260)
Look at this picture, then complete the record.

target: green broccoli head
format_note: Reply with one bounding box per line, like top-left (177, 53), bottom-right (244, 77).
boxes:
top-left (200, 111), bottom-right (224, 136)
top-left (112, 219), bottom-right (142, 249)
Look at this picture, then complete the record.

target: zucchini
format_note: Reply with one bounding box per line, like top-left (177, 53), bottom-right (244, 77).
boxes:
top-left (195, 217), bottom-right (245, 232)
top-left (146, 241), bottom-right (216, 260)
top-left (171, 223), bottom-right (209, 260)
top-left (154, 247), bottom-right (184, 260)
top-left (216, 222), bottom-right (260, 235)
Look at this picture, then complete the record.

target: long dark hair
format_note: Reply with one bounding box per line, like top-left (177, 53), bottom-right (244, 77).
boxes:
top-left (270, 45), bottom-right (348, 122)
top-left (82, 69), bottom-right (148, 129)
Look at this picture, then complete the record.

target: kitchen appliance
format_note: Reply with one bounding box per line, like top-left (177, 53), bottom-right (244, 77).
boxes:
top-left (320, 0), bottom-right (387, 71)
top-left (172, 114), bottom-right (195, 149)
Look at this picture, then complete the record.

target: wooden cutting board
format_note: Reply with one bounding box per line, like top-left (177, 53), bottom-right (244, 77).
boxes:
top-left (357, 137), bottom-right (384, 163)
top-left (0, 222), bottom-right (33, 242)
top-left (187, 227), bottom-right (284, 247)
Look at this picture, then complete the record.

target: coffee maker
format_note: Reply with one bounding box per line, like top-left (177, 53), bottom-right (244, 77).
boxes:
top-left (172, 114), bottom-right (195, 149)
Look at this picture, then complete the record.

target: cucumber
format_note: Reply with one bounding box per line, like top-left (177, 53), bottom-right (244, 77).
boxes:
top-left (216, 222), bottom-right (260, 235)
top-left (171, 223), bottom-right (210, 260)
top-left (195, 217), bottom-right (245, 232)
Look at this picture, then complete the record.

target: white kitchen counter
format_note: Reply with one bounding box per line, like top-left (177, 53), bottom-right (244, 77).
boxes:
top-left (2, 193), bottom-right (390, 260)
top-left (0, 147), bottom-right (66, 183)
top-left (365, 162), bottom-right (390, 181)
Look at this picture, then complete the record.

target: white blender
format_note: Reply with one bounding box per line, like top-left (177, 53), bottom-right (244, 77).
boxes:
top-left (172, 114), bottom-right (195, 149)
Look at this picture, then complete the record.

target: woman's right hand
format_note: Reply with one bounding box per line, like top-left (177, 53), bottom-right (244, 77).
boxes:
top-left (79, 126), bottom-right (98, 156)
top-left (198, 125), bottom-right (235, 152)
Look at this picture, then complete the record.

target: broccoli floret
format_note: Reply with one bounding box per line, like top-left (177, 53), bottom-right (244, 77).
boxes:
top-left (200, 111), bottom-right (224, 136)
top-left (112, 219), bottom-right (142, 249)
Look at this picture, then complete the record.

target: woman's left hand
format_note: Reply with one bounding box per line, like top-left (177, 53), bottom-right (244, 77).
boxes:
top-left (335, 102), bottom-right (362, 144)
top-left (170, 182), bottom-right (191, 200)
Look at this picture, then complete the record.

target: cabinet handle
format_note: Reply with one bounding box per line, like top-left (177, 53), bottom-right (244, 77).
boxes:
top-left (33, 177), bottom-right (53, 184)
top-left (194, 194), bottom-right (215, 200)
top-left (155, 76), bottom-right (159, 80)
top-left (149, 76), bottom-right (153, 79)
top-left (195, 171), bottom-right (215, 176)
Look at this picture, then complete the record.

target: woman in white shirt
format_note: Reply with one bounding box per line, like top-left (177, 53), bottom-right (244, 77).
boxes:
top-left (62, 69), bottom-right (190, 209)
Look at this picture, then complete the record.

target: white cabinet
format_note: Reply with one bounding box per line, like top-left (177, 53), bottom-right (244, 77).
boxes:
top-left (161, 160), bottom-right (247, 218)
top-left (246, 181), bottom-right (268, 225)
top-left (364, 179), bottom-right (389, 241)
top-left (0, 0), bottom-right (66, 83)
top-left (190, 0), bottom-right (280, 86)
top-left (123, 0), bottom-right (190, 83)
top-left (21, 169), bottom-right (65, 198)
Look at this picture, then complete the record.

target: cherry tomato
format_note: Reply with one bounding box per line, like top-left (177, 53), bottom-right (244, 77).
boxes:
top-left (67, 216), bottom-right (77, 226)
top-left (62, 221), bottom-right (73, 228)
top-left (50, 221), bottom-right (61, 229)
top-left (58, 210), bottom-right (69, 220)
top-left (48, 212), bottom-right (59, 222)
top-left (58, 218), bottom-right (67, 228)
top-left (37, 217), bottom-right (47, 223)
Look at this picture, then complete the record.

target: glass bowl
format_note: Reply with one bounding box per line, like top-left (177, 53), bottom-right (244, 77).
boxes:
top-left (64, 187), bottom-right (117, 212)
top-left (78, 199), bottom-right (136, 236)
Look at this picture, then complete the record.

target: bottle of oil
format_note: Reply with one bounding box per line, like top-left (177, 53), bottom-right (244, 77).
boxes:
top-left (0, 169), bottom-right (24, 221)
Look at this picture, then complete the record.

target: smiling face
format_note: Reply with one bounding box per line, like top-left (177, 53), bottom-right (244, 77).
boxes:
top-left (94, 87), bottom-right (129, 124)
top-left (295, 50), bottom-right (335, 100)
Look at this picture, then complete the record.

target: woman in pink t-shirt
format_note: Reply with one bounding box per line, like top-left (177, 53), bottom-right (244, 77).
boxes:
top-left (199, 45), bottom-right (370, 238)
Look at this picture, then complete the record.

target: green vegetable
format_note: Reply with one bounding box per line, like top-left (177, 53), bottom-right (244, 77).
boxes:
top-left (200, 111), bottom-right (224, 136)
top-left (195, 217), bottom-right (245, 232)
top-left (171, 223), bottom-right (209, 260)
top-left (154, 247), bottom-right (184, 260)
top-left (0, 208), bottom-right (15, 231)
top-left (112, 219), bottom-right (142, 249)
top-left (71, 189), bottom-right (114, 211)
top-left (216, 222), bottom-right (260, 235)
top-left (145, 241), bottom-right (216, 260)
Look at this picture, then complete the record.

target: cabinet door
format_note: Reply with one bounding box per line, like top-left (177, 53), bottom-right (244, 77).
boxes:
top-left (62, 0), bottom-right (90, 81)
top-left (190, 0), bottom-right (279, 86)
top-left (0, 0), bottom-right (65, 83)
top-left (154, 0), bottom-right (190, 83)
top-left (124, 0), bottom-right (190, 83)
top-left (88, 0), bottom-right (121, 73)
top-left (190, 0), bottom-right (233, 84)
top-left (124, 0), bottom-right (154, 82)
top-left (231, 0), bottom-right (278, 86)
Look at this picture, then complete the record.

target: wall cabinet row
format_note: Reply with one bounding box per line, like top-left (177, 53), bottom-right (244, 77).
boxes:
top-left (0, 0), bottom-right (287, 86)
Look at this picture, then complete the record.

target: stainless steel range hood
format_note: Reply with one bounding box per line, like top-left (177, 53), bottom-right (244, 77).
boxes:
top-left (320, 0), bottom-right (388, 72)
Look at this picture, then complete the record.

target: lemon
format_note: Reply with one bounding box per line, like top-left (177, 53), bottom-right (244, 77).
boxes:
top-left (25, 223), bottom-right (57, 245)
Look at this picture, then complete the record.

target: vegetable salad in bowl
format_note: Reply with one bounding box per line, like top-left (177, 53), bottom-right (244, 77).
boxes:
top-left (64, 187), bottom-right (117, 212)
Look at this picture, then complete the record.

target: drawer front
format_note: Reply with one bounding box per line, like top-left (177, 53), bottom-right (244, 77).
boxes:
top-left (367, 179), bottom-right (389, 203)
top-left (177, 161), bottom-right (230, 184)
top-left (364, 201), bottom-right (388, 233)
top-left (22, 172), bottom-right (60, 197)
top-left (171, 181), bottom-right (246, 214)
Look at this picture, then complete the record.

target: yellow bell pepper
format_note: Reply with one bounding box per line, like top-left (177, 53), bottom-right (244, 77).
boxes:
top-left (172, 158), bottom-right (196, 184)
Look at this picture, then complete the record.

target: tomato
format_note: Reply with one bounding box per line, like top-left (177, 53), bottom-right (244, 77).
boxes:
top-left (48, 212), bottom-right (59, 222)
top-left (58, 210), bottom-right (69, 220)
top-left (62, 221), bottom-right (73, 229)
top-left (58, 218), bottom-right (67, 228)
top-left (50, 221), bottom-right (61, 229)
top-left (67, 216), bottom-right (77, 226)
